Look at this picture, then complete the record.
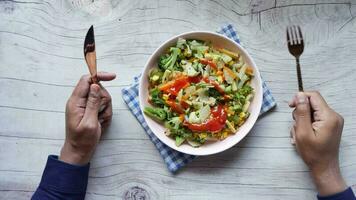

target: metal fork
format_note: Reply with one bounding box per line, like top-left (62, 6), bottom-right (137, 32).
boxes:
top-left (287, 25), bottom-right (304, 91)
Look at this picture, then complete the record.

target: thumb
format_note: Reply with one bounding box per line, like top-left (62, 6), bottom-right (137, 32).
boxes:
top-left (82, 84), bottom-right (101, 125)
top-left (294, 92), bottom-right (313, 136)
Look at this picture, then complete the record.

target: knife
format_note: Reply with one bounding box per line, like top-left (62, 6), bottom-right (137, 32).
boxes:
top-left (84, 25), bottom-right (98, 83)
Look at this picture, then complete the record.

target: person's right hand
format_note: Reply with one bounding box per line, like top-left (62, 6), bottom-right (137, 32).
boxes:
top-left (60, 72), bottom-right (116, 166)
top-left (289, 91), bottom-right (347, 196)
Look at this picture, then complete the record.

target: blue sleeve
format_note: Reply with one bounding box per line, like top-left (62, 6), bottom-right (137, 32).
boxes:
top-left (31, 155), bottom-right (90, 200)
top-left (318, 187), bottom-right (356, 200)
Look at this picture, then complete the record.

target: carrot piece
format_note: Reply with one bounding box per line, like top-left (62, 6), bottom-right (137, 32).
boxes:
top-left (223, 66), bottom-right (237, 79)
top-left (216, 70), bottom-right (223, 76)
top-left (246, 66), bottom-right (254, 76)
top-left (218, 48), bottom-right (239, 59)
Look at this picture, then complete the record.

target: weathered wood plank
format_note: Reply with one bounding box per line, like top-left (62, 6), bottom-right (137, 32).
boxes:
top-left (0, 0), bottom-right (355, 199)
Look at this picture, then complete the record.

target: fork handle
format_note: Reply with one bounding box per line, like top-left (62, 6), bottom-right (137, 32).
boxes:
top-left (296, 57), bottom-right (304, 91)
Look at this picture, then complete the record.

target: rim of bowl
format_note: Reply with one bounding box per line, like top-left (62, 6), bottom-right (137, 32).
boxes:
top-left (139, 31), bottom-right (263, 156)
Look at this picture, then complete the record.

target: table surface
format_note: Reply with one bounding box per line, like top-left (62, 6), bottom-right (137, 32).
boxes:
top-left (0, 0), bottom-right (355, 199)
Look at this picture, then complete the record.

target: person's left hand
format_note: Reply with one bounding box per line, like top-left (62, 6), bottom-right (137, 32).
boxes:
top-left (60, 72), bottom-right (116, 165)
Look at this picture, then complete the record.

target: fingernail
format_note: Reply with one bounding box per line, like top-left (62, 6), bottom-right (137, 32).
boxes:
top-left (91, 84), bottom-right (100, 93)
top-left (297, 92), bottom-right (308, 104)
top-left (288, 99), bottom-right (293, 106)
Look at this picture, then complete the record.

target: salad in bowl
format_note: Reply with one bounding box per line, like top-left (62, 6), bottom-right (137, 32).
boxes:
top-left (139, 31), bottom-right (262, 155)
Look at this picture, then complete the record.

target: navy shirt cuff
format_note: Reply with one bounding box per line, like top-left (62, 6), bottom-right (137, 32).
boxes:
top-left (318, 187), bottom-right (356, 200)
top-left (39, 155), bottom-right (90, 194)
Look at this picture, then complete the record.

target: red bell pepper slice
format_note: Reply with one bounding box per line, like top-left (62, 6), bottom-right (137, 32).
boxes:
top-left (166, 100), bottom-right (184, 114)
top-left (184, 105), bottom-right (227, 133)
top-left (159, 76), bottom-right (190, 96)
top-left (202, 77), bottom-right (225, 95)
top-left (200, 59), bottom-right (217, 69)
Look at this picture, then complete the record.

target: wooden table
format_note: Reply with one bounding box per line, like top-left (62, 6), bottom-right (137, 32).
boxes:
top-left (0, 0), bottom-right (355, 199)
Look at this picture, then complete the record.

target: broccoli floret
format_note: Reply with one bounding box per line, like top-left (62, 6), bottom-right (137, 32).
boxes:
top-left (158, 47), bottom-right (181, 70)
top-left (234, 85), bottom-right (253, 104)
top-left (143, 107), bottom-right (167, 122)
top-left (175, 136), bottom-right (185, 146)
top-left (171, 127), bottom-right (192, 139)
top-left (149, 88), bottom-right (165, 107)
top-left (176, 38), bottom-right (186, 49)
top-left (188, 40), bottom-right (209, 55)
top-left (239, 85), bottom-right (253, 96)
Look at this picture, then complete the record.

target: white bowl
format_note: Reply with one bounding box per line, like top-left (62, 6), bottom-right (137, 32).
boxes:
top-left (139, 31), bottom-right (262, 156)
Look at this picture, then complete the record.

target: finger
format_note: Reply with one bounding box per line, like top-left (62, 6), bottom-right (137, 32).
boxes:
top-left (290, 125), bottom-right (296, 145)
top-left (99, 101), bottom-right (113, 128)
top-left (288, 95), bottom-right (297, 108)
top-left (303, 91), bottom-right (329, 112)
top-left (72, 75), bottom-right (91, 99)
top-left (81, 84), bottom-right (102, 125)
top-left (294, 92), bottom-right (313, 137)
top-left (99, 102), bottom-right (112, 120)
top-left (99, 86), bottom-right (112, 112)
top-left (97, 72), bottom-right (116, 81)
top-left (72, 72), bottom-right (116, 98)
top-left (313, 110), bottom-right (323, 121)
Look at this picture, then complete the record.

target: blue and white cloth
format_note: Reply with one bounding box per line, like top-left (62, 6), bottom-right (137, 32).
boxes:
top-left (122, 24), bottom-right (277, 173)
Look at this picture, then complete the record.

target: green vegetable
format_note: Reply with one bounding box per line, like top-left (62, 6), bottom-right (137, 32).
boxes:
top-left (175, 136), bottom-right (185, 146)
top-left (208, 88), bottom-right (223, 102)
top-left (189, 40), bottom-right (209, 55)
top-left (145, 37), bottom-right (255, 147)
top-left (242, 100), bottom-right (251, 112)
top-left (165, 117), bottom-right (182, 130)
top-left (149, 88), bottom-right (165, 107)
top-left (233, 104), bottom-right (242, 112)
top-left (239, 85), bottom-right (253, 96)
top-left (181, 61), bottom-right (199, 77)
top-left (161, 69), bottom-right (172, 83)
top-left (144, 107), bottom-right (167, 121)
top-left (176, 38), bottom-right (186, 49)
top-left (159, 47), bottom-right (181, 70)
top-left (149, 68), bottom-right (163, 84)
top-left (237, 74), bottom-right (249, 89)
top-left (176, 38), bottom-right (192, 57)
top-left (221, 53), bottom-right (232, 63)
top-left (225, 85), bottom-right (232, 93)
top-left (163, 106), bottom-right (175, 120)
top-left (226, 120), bottom-right (236, 133)
top-left (231, 81), bottom-right (238, 92)
top-left (184, 45), bottom-right (192, 57)
top-left (204, 52), bottom-right (221, 61)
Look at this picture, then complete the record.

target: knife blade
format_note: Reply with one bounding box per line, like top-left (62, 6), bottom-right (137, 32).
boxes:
top-left (84, 25), bottom-right (98, 83)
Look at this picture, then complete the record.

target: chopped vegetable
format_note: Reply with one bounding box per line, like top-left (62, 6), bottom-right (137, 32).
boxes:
top-left (144, 107), bottom-right (166, 121)
top-left (144, 38), bottom-right (254, 147)
top-left (159, 47), bottom-right (181, 70)
top-left (218, 48), bottom-right (239, 59)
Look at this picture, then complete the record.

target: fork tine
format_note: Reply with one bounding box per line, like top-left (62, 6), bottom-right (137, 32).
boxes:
top-left (286, 27), bottom-right (291, 45)
top-left (297, 26), bottom-right (303, 45)
top-left (292, 25), bottom-right (298, 45)
top-left (292, 25), bottom-right (298, 44)
top-left (287, 26), bottom-right (294, 45)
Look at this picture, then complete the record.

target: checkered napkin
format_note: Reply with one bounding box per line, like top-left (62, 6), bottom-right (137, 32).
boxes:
top-left (122, 24), bottom-right (276, 173)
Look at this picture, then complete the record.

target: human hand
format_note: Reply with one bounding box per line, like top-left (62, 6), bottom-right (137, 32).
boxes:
top-left (289, 91), bottom-right (347, 196)
top-left (59, 72), bottom-right (116, 165)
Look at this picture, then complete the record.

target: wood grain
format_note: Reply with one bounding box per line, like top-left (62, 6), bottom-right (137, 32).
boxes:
top-left (0, 0), bottom-right (355, 199)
